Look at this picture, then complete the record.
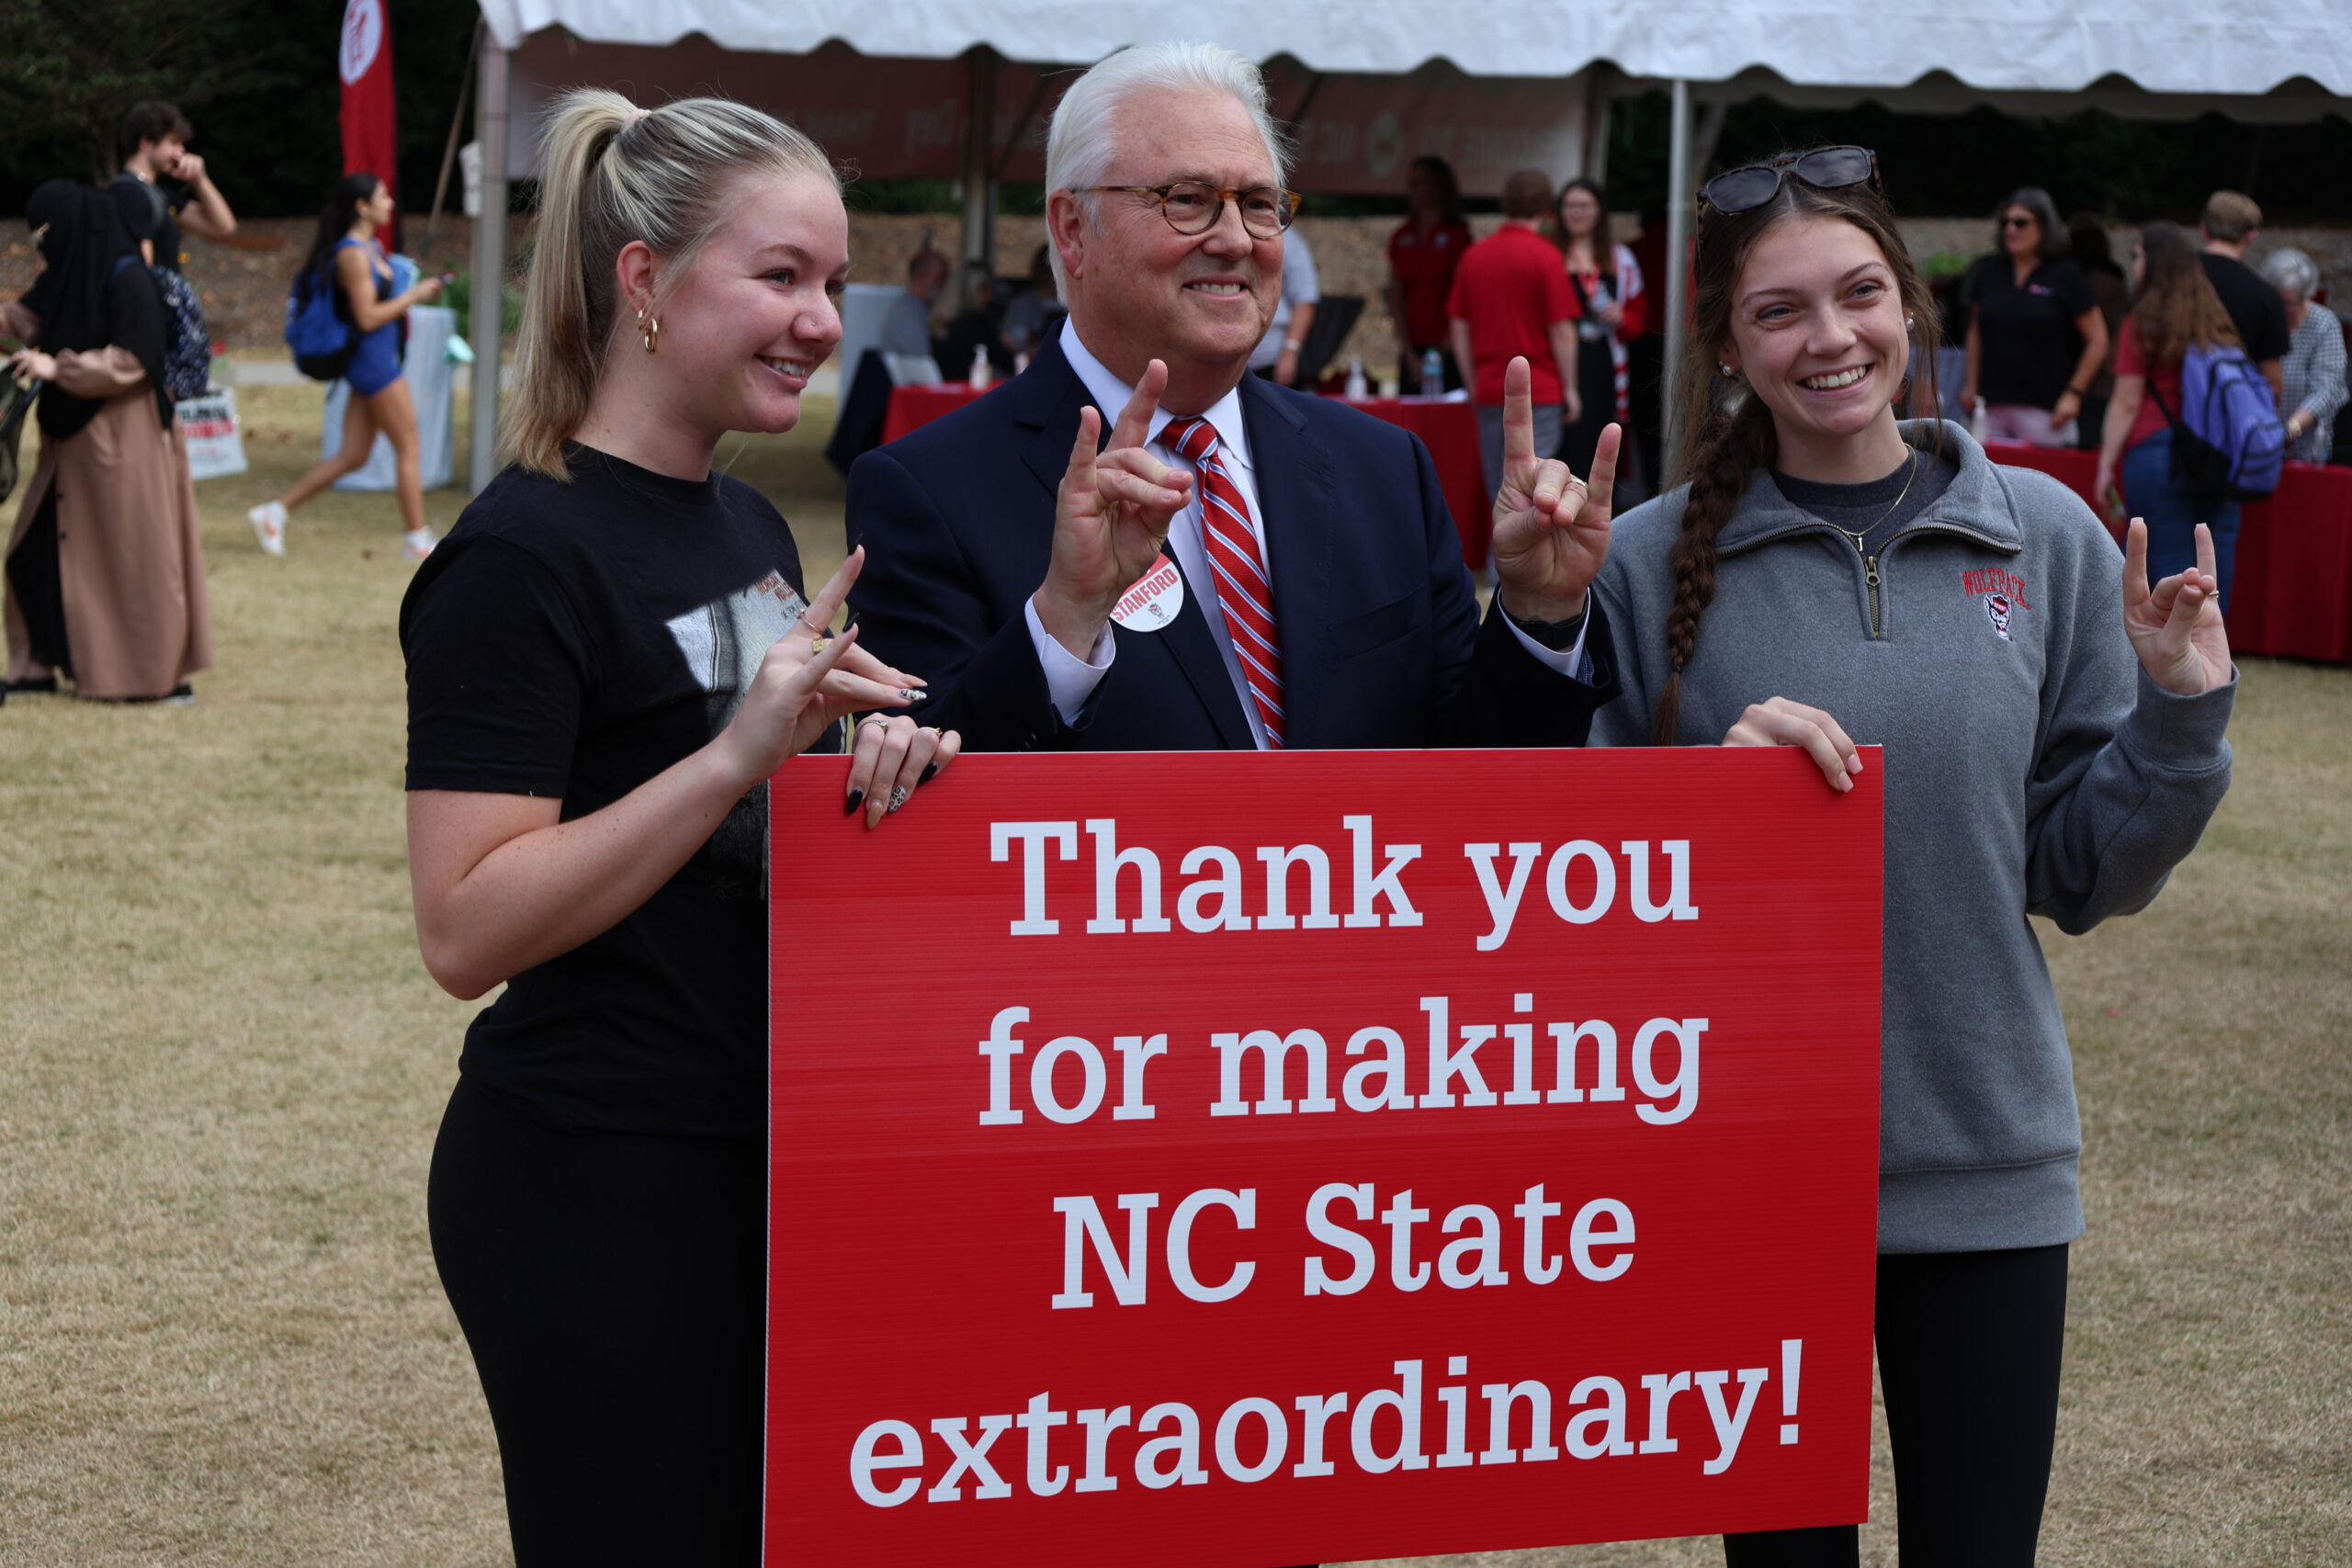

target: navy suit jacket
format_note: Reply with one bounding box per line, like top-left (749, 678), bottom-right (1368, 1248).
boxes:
top-left (845, 334), bottom-right (1618, 753)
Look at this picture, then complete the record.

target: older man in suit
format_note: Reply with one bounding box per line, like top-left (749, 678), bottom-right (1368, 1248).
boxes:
top-left (847, 39), bottom-right (1622, 764)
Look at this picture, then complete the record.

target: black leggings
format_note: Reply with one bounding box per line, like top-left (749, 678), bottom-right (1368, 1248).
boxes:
top-left (1724, 1245), bottom-right (2070, 1568)
top-left (428, 1078), bottom-right (766, 1567)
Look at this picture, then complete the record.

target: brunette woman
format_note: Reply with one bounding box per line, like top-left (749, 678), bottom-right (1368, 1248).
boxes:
top-left (1591, 146), bottom-right (2234, 1567)
top-left (1553, 176), bottom-right (1647, 502)
top-left (249, 173), bottom-right (444, 559)
top-left (1961, 186), bottom-right (2109, 446)
top-left (4, 182), bottom-right (212, 702)
top-left (1385, 154), bottom-right (1473, 392)
top-left (2096, 223), bottom-right (2256, 607)
top-left (402, 91), bottom-right (958, 1564)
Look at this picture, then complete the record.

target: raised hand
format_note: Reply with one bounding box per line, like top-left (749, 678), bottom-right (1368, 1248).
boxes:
top-left (1031, 359), bottom-right (1195, 658)
top-left (1490, 355), bottom-right (1615, 624)
top-left (715, 548), bottom-right (926, 786)
top-left (2122, 518), bottom-right (2231, 694)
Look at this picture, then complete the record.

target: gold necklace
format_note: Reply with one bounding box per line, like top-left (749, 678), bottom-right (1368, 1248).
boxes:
top-left (1816, 451), bottom-right (1919, 549)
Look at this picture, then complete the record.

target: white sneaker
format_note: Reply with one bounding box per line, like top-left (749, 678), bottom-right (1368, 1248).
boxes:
top-left (402, 526), bottom-right (438, 562)
top-left (247, 501), bottom-right (288, 556)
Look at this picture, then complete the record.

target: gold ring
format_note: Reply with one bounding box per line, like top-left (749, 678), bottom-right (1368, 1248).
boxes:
top-left (808, 637), bottom-right (830, 657)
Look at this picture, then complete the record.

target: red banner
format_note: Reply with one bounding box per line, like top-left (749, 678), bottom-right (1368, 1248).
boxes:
top-left (767, 748), bottom-right (1882, 1563)
top-left (339, 0), bottom-right (398, 211)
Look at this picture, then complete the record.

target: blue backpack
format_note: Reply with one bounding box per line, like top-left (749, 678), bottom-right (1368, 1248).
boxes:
top-left (152, 265), bottom-right (212, 400)
top-left (284, 265), bottom-right (356, 382)
top-left (2151, 343), bottom-right (2287, 502)
top-left (107, 175), bottom-right (210, 399)
top-left (103, 255), bottom-right (210, 400)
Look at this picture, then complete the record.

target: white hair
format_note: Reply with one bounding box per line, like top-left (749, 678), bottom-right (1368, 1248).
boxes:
top-left (1042, 39), bottom-right (1292, 291)
top-left (2260, 245), bottom-right (2320, 304)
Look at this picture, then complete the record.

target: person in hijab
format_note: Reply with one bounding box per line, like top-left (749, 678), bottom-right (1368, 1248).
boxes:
top-left (3, 181), bottom-right (212, 702)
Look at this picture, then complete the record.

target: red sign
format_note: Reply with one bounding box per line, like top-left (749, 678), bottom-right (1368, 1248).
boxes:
top-left (767, 748), bottom-right (1882, 1563)
top-left (339, 0), bottom-right (398, 220)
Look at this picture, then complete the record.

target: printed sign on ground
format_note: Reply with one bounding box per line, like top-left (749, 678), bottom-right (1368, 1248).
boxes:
top-left (768, 747), bottom-right (1882, 1564)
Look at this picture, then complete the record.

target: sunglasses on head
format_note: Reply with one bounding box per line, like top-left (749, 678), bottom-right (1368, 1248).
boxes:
top-left (1699, 145), bottom-right (1880, 216)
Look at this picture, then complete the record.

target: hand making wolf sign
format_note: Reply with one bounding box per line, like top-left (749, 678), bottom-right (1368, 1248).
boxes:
top-left (1726, 517), bottom-right (2233, 794)
top-left (1488, 355), bottom-right (1618, 625)
top-left (1029, 357), bottom-right (1197, 659)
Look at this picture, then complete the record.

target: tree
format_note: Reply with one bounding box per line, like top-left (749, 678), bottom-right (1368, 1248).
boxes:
top-left (0, 0), bottom-right (301, 184)
top-left (0, 0), bottom-right (478, 219)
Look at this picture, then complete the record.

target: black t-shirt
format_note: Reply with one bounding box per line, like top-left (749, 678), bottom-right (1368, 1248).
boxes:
top-left (2199, 252), bottom-right (2290, 364)
top-left (1965, 254), bottom-right (2098, 408)
top-left (108, 174), bottom-right (186, 273)
top-left (401, 445), bottom-right (820, 1137)
top-left (1774, 446), bottom-right (1962, 558)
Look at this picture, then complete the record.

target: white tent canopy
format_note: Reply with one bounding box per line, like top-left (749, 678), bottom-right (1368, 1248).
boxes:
top-left (466, 1), bottom-right (2352, 488)
top-left (480, 0), bottom-right (2352, 97)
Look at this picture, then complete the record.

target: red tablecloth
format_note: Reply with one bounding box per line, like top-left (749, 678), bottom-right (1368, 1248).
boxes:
top-left (1335, 397), bottom-right (1489, 570)
top-left (881, 382), bottom-right (989, 444)
top-left (882, 386), bottom-right (1493, 570)
top-left (1980, 440), bottom-right (2352, 662)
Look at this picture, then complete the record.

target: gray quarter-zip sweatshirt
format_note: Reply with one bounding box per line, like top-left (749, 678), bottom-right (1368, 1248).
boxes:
top-left (1592, 420), bottom-right (2234, 1253)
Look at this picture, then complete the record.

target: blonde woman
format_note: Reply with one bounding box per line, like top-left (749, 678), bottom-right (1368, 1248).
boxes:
top-left (401, 92), bottom-right (957, 1563)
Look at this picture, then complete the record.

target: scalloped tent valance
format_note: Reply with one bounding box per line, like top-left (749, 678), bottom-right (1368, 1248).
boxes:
top-left (478, 0), bottom-right (2352, 100)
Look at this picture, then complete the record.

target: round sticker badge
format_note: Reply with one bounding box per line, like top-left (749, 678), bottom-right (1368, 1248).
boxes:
top-left (1111, 553), bottom-right (1185, 632)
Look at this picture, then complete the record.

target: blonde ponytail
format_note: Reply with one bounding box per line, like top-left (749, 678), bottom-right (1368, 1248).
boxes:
top-left (503, 89), bottom-right (839, 479)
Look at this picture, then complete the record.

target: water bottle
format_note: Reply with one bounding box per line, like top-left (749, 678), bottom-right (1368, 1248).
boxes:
top-left (968, 344), bottom-right (992, 393)
top-left (1419, 347), bottom-right (1444, 399)
top-left (1344, 355), bottom-right (1369, 400)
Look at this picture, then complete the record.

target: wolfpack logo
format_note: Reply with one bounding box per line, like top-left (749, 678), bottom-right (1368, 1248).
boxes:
top-left (1984, 592), bottom-right (2014, 640)
top-left (1962, 567), bottom-right (2031, 608)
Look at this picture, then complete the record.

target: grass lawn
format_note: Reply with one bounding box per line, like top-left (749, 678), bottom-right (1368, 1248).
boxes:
top-left (1, 382), bottom-right (2346, 1565)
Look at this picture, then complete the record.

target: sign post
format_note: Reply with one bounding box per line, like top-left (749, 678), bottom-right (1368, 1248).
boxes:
top-left (768, 748), bottom-right (1881, 1564)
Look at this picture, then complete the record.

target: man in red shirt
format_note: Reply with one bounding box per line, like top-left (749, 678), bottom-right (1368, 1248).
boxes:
top-left (1448, 168), bottom-right (1580, 536)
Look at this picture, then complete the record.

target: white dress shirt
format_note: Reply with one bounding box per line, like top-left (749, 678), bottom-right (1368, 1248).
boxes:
top-left (1023, 318), bottom-right (1587, 743)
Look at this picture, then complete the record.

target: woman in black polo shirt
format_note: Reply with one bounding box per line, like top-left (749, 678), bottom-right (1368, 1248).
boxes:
top-left (1961, 186), bottom-right (2109, 447)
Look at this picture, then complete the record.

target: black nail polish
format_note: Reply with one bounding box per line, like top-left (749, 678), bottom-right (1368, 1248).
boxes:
top-left (843, 789), bottom-right (865, 815)
top-left (920, 763), bottom-right (940, 784)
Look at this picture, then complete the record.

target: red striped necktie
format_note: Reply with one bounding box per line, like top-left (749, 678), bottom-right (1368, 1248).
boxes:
top-left (1162, 415), bottom-right (1285, 748)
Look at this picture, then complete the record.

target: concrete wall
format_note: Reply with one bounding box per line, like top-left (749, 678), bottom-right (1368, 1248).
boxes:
top-left (10, 211), bottom-right (2348, 373)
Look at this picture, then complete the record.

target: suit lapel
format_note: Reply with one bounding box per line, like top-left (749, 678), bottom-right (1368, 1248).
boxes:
top-left (1012, 336), bottom-right (1254, 750)
top-left (1013, 336), bottom-right (1095, 502)
top-left (1238, 378), bottom-right (1337, 749)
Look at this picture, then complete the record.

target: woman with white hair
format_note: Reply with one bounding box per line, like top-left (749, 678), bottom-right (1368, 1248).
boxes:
top-left (2261, 246), bottom-right (2346, 464)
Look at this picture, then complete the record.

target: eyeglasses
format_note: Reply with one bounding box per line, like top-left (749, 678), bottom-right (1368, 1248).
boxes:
top-left (1070, 182), bottom-right (1302, 240)
top-left (2003, 215), bottom-right (2039, 229)
top-left (1699, 146), bottom-right (1880, 216)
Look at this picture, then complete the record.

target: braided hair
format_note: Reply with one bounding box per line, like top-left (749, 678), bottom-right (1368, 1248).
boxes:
top-left (1651, 159), bottom-right (1942, 744)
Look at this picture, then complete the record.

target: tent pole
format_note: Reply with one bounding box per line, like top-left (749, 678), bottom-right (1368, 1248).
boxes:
top-left (962, 49), bottom-right (1000, 276)
top-left (424, 15), bottom-right (484, 262)
top-left (1582, 64), bottom-right (1613, 186)
top-left (1662, 78), bottom-right (1692, 479)
top-left (469, 34), bottom-right (511, 494)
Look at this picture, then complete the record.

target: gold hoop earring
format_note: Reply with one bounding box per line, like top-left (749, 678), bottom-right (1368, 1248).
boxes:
top-left (637, 306), bottom-right (660, 355)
